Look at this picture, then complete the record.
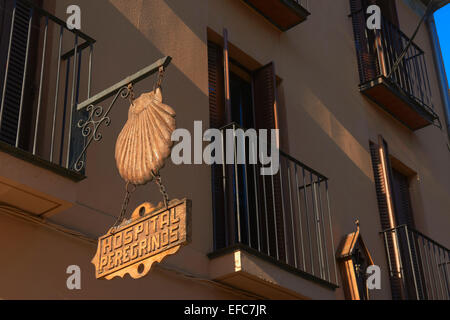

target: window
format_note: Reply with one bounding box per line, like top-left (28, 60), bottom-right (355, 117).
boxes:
top-left (207, 31), bottom-right (286, 261)
top-left (229, 70), bottom-right (254, 129)
top-left (369, 136), bottom-right (429, 300)
top-left (391, 168), bottom-right (415, 228)
top-left (337, 223), bottom-right (375, 300)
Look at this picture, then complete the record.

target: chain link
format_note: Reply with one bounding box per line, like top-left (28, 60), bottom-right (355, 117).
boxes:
top-left (111, 182), bottom-right (136, 233)
top-left (152, 170), bottom-right (169, 208)
top-left (154, 66), bottom-right (165, 92)
top-left (127, 83), bottom-right (135, 106)
top-left (110, 174), bottom-right (170, 233)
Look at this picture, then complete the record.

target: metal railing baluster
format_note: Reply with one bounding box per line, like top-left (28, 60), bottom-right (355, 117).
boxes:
top-left (33, 16), bottom-right (49, 155)
top-left (270, 172), bottom-right (279, 260)
top-left (317, 178), bottom-right (330, 282)
top-left (325, 180), bottom-right (338, 285)
top-left (302, 167), bottom-right (314, 275)
top-left (262, 170), bottom-right (270, 256)
top-left (50, 25), bottom-right (64, 162)
top-left (287, 165), bottom-right (299, 269)
top-left (251, 149), bottom-right (261, 252)
top-left (295, 164), bottom-right (306, 270)
top-left (233, 125), bottom-right (242, 244)
top-left (279, 160), bottom-right (288, 264)
top-left (66, 34), bottom-right (79, 168)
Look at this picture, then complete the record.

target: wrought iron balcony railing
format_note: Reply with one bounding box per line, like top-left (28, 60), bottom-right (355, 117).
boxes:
top-left (242, 0), bottom-right (310, 31)
top-left (212, 123), bottom-right (339, 287)
top-left (381, 225), bottom-right (449, 300)
top-left (351, 10), bottom-right (439, 130)
top-left (0, 0), bottom-right (95, 179)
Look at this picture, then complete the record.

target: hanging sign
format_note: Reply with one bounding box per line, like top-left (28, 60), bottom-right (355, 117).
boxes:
top-left (89, 65), bottom-right (190, 281)
top-left (92, 199), bottom-right (191, 280)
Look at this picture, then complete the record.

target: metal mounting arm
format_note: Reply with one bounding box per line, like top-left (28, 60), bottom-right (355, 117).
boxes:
top-left (77, 56), bottom-right (172, 111)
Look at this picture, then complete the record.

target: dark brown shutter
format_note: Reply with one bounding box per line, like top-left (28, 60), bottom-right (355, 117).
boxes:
top-left (208, 41), bottom-right (225, 129)
top-left (391, 169), bottom-right (427, 300)
top-left (222, 29), bottom-right (232, 125)
top-left (349, 0), bottom-right (379, 83)
top-left (370, 137), bottom-right (427, 300)
top-left (0, 0), bottom-right (41, 149)
top-left (253, 62), bottom-right (285, 261)
top-left (375, 0), bottom-right (399, 27)
top-left (0, 1), bottom-right (15, 93)
top-left (370, 141), bottom-right (392, 230)
top-left (391, 170), bottom-right (415, 228)
top-left (208, 40), bottom-right (227, 250)
top-left (369, 139), bottom-right (404, 299)
top-left (0, 0), bottom-right (31, 146)
top-left (253, 62), bottom-right (278, 133)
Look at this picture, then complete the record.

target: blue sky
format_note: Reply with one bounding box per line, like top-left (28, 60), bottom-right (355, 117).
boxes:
top-left (434, 4), bottom-right (450, 86)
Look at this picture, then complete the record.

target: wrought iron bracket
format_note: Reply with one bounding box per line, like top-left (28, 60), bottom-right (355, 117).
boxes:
top-left (72, 56), bottom-right (172, 172)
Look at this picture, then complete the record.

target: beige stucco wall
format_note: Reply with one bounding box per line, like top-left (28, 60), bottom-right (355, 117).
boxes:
top-left (0, 0), bottom-right (448, 300)
top-left (0, 211), bottom-right (249, 300)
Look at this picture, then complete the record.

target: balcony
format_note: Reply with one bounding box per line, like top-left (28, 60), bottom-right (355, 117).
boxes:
top-left (381, 225), bottom-right (449, 300)
top-left (241, 0), bottom-right (310, 31)
top-left (208, 124), bottom-right (338, 299)
top-left (0, 0), bottom-right (95, 177)
top-left (351, 12), bottom-right (439, 130)
top-left (0, 0), bottom-right (95, 217)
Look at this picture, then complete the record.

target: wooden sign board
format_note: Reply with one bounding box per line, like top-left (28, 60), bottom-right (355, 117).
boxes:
top-left (92, 199), bottom-right (191, 280)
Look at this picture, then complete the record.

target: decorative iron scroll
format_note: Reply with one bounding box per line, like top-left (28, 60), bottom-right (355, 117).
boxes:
top-left (73, 85), bottom-right (131, 172)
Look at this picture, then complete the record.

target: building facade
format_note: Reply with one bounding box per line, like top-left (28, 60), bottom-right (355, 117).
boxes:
top-left (0, 0), bottom-right (449, 300)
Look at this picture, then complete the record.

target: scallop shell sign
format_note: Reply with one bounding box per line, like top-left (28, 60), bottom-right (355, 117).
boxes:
top-left (92, 85), bottom-right (191, 280)
top-left (115, 87), bottom-right (176, 185)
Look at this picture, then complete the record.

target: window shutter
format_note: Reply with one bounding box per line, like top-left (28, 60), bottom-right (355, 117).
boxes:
top-left (369, 139), bottom-right (404, 299)
top-left (391, 169), bottom-right (426, 300)
top-left (223, 29), bottom-right (232, 125)
top-left (208, 40), bottom-right (227, 250)
top-left (0, 0), bottom-right (15, 88)
top-left (370, 139), bottom-right (396, 231)
top-left (349, 0), bottom-right (379, 83)
top-left (370, 137), bottom-right (426, 299)
top-left (375, 0), bottom-right (399, 27)
top-left (253, 62), bottom-right (285, 261)
top-left (0, 0), bottom-right (33, 146)
top-left (208, 41), bottom-right (225, 130)
top-left (391, 170), bottom-right (415, 228)
top-left (253, 62), bottom-right (278, 133)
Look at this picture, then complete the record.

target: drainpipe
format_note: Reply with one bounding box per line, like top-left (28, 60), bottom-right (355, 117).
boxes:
top-left (427, 14), bottom-right (450, 143)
